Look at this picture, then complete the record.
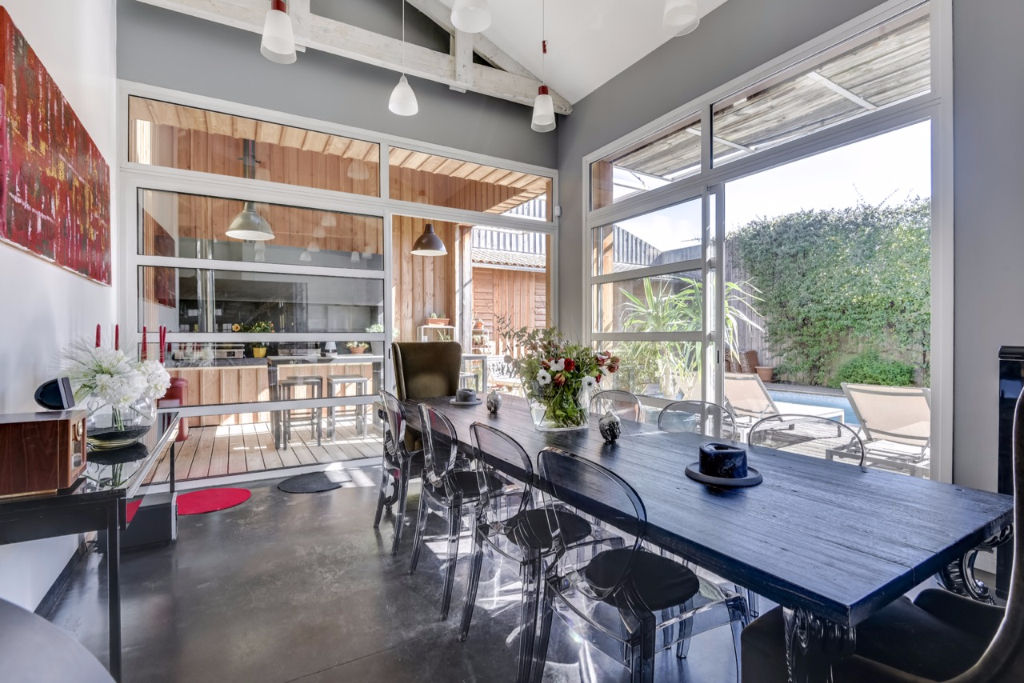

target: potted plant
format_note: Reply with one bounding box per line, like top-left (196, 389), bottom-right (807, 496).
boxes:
top-left (426, 312), bottom-right (449, 326)
top-left (244, 320), bottom-right (275, 358)
top-left (347, 341), bottom-right (369, 354)
top-left (366, 323), bottom-right (384, 334)
top-left (473, 318), bottom-right (485, 331)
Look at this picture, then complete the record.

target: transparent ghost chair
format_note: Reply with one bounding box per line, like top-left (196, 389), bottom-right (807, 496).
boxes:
top-left (658, 400), bottom-right (740, 440)
top-left (590, 389), bottom-right (642, 422)
top-left (374, 390), bottom-right (421, 555)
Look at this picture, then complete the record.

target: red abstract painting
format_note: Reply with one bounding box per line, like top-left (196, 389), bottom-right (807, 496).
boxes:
top-left (0, 8), bottom-right (111, 285)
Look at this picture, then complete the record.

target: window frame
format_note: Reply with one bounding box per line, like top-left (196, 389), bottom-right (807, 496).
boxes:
top-left (581, 0), bottom-right (952, 482)
top-left (118, 80), bottom-right (559, 418)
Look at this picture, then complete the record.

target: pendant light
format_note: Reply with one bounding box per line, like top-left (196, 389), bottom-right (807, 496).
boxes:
top-left (411, 223), bottom-right (447, 256)
top-left (389, 1), bottom-right (419, 116)
top-left (531, 1), bottom-right (555, 133)
top-left (261, 0), bottom-right (297, 64)
top-left (451, 0), bottom-right (491, 34)
top-left (226, 140), bottom-right (275, 241)
top-left (663, 0), bottom-right (700, 36)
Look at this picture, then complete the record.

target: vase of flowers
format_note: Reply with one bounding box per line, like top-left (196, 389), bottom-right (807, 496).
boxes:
top-left (347, 341), bottom-right (369, 354)
top-left (65, 341), bottom-right (171, 451)
top-left (243, 320), bottom-right (275, 358)
top-left (501, 325), bottom-right (620, 432)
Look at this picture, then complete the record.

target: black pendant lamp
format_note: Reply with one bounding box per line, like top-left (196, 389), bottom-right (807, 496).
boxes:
top-left (411, 223), bottom-right (446, 256)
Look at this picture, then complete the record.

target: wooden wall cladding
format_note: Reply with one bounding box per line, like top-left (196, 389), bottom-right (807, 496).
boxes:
top-left (392, 216), bottom-right (458, 343)
top-left (473, 267), bottom-right (548, 350)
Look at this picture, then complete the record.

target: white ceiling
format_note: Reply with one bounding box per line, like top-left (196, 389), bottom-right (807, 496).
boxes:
top-left (439, 0), bottom-right (728, 104)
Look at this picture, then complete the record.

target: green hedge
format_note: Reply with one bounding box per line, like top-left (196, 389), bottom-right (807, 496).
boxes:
top-left (732, 200), bottom-right (929, 387)
top-left (835, 351), bottom-right (915, 386)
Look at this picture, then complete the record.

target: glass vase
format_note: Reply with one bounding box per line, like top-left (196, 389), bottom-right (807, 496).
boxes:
top-left (86, 396), bottom-right (156, 451)
top-left (526, 383), bottom-right (590, 432)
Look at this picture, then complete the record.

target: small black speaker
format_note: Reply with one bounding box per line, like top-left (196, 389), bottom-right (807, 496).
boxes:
top-left (34, 377), bottom-right (76, 410)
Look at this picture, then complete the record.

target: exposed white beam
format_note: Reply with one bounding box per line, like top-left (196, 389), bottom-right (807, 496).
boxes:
top-left (405, 0), bottom-right (532, 79)
top-left (451, 29), bottom-right (473, 92)
top-left (136, 0), bottom-right (572, 114)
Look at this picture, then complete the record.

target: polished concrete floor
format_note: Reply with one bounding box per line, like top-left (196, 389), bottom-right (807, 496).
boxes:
top-left (51, 471), bottom-right (740, 682)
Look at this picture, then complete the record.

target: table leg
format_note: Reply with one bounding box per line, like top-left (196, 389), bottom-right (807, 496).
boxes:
top-left (783, 608), bottom-right (855, 683)
top-left (107, 500), bottom-right (122, 681)
top-left (938, 524), bottom-right (1013, 603)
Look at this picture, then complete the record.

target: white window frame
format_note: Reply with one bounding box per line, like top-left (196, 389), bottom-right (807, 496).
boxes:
top-left (582, 0), bottom-right (953, 482)
top-left (117, 79), bottom-right (559, 417)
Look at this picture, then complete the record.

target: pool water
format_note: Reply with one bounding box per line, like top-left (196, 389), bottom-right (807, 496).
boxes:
top-left (767, 389), bottom-right (859, 426)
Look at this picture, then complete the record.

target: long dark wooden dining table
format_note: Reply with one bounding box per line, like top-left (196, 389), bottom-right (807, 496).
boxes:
top-left (416, 395), bottom-right (1014, 681)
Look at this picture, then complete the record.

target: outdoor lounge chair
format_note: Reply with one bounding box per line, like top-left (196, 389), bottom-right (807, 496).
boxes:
top-left (842, 382), bottom-right (931, 478)
top-left (723, 373), bottom-right (845, 434)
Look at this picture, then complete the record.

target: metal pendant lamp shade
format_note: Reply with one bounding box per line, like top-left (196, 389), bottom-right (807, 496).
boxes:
top-left (451, 0), bottom-right (491, 34)
top-left (411, 223), bottom-right (447, 256)
top-left (226, 201), bottom-right (275, 241)
top-left (663, 0), bottom-right (700, 36)
top-left (261, 0), bottom-right (297, 64)
top-left (531, 85), bottom-right (556, 133)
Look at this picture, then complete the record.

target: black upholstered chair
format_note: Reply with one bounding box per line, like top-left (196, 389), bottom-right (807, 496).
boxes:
top-left (741, 391), bottom-right (1024, 682)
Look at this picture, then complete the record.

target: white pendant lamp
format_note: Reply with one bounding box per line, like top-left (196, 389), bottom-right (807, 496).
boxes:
top-left (531, 1), bottom-right (555, 133)
top-left (389, 1), bottom-right (419, 116)
top-left (261, 0), bottom-right (297, 64)
top-left (531, 85), bottom-right (555, 133)
top-left (226, 201), bottom-right (276, 241)
top-left (451, 0), bottom-right (491, 34)
top-left (663, 0), bottom-right (700, 36)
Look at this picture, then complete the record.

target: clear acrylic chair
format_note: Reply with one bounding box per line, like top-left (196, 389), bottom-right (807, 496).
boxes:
top-left (409, 404), bottom-right (503, 620)
top-left (748, 413), bottom-right (866, 469)
top-left (658, 400), bottom-right (739, 440)
top-left (459, 423), bottom-right (596, 683)
top-left (590, 389), bottom-right (642, 422)
top-left (531, 447), bottom-right (747, 683)
top-left (374, 391), bottom-right (421, 555)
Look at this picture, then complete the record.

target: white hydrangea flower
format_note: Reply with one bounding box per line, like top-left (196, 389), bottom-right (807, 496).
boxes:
top-left (138, 360), bottom-right (171, 400)
top-left (582, 375), bottom-right (597, 388)
top-left (537, 369), bottom-right (552, 385)
top-left (549, 358), bottom-right (565, 372)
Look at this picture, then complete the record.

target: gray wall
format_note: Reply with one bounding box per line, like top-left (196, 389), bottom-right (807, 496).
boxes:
top-left (557, 0), bottom-right (1024, 491)
top-left (116, 0), bottom-right (555, 167)
top-left (951, 0), bottom-right (1024, 490)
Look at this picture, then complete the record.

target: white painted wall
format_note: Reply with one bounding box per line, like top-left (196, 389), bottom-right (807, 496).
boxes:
top-left (0, 0), bottom-right (118, 610)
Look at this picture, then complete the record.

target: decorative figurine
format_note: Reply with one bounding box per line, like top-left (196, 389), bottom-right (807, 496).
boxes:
top-left (486, 389), bottom-right (502, 414)
top-left (599, 410), bottom-right (621, 443)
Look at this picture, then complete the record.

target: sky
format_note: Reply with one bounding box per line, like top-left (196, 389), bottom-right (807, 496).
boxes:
top-left (610, 121), bottom-right (932, 251)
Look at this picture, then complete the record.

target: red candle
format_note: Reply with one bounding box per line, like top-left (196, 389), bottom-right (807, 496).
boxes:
top-left (95, 324), bottom-right (101, 348)
top-left (114, 324), bottom-right (119, 351)
top-left (141, 326), bottom-right (147, 360)
top-left (159, 326), bottom-right (166, 363)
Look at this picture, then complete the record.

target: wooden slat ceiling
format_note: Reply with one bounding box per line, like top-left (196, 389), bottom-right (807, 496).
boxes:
top-left (133, 98), bottom-right (550, 197)
top-left (611, 15), bottom-right (930, 179)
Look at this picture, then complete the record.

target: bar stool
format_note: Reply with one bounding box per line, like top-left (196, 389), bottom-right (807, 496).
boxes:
top-left (327, 374), bottom-right (369, 437)
top-left (278, 376), bottom-right (323, 447)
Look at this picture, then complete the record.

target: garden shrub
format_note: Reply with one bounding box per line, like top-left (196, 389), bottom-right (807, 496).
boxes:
top-left (835, 351), bottom-right (915, 386)
top-left (732, 199), bottom-right (930, 386)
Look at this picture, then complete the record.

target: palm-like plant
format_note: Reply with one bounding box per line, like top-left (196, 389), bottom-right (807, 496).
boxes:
top-left (616, 275), bottom-right (762, 396)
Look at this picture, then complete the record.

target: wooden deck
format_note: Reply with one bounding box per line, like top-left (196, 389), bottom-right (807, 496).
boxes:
top-left (144, 417), bottom-right (382, 485)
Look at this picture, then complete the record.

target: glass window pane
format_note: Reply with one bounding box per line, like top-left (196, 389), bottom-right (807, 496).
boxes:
top-left (388, 147), bottom-right (551, 217)
top-left (592, 198), bottom-right (702, 276)
top-left (139, 266), bottom-right (384, 334)
top-left (129, 96), bottom-right (380, 195)
top-left (391, 217), bottom-right (551, 349)
top-left (594, 340), bottom-right (702, 400)
top-left (712, 12), bottom-right (929, 165)
top-left (591, 114), bottom-right (701, 210)
top-left (138, 189), bottom-right (383, 270)
top-left (593, 270), bottom-right (703, 334)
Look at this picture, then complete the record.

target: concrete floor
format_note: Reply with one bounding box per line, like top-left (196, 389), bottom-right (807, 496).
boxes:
top-left (50, 471), bottom-right (740, 682)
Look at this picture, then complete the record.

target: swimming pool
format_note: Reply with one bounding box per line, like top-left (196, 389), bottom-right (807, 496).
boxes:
top-left (767, 389), bottom-right (859, 426)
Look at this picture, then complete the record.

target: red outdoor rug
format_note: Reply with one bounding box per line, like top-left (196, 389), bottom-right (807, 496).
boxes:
top-left (177, 488), bottom-right (251, 515)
